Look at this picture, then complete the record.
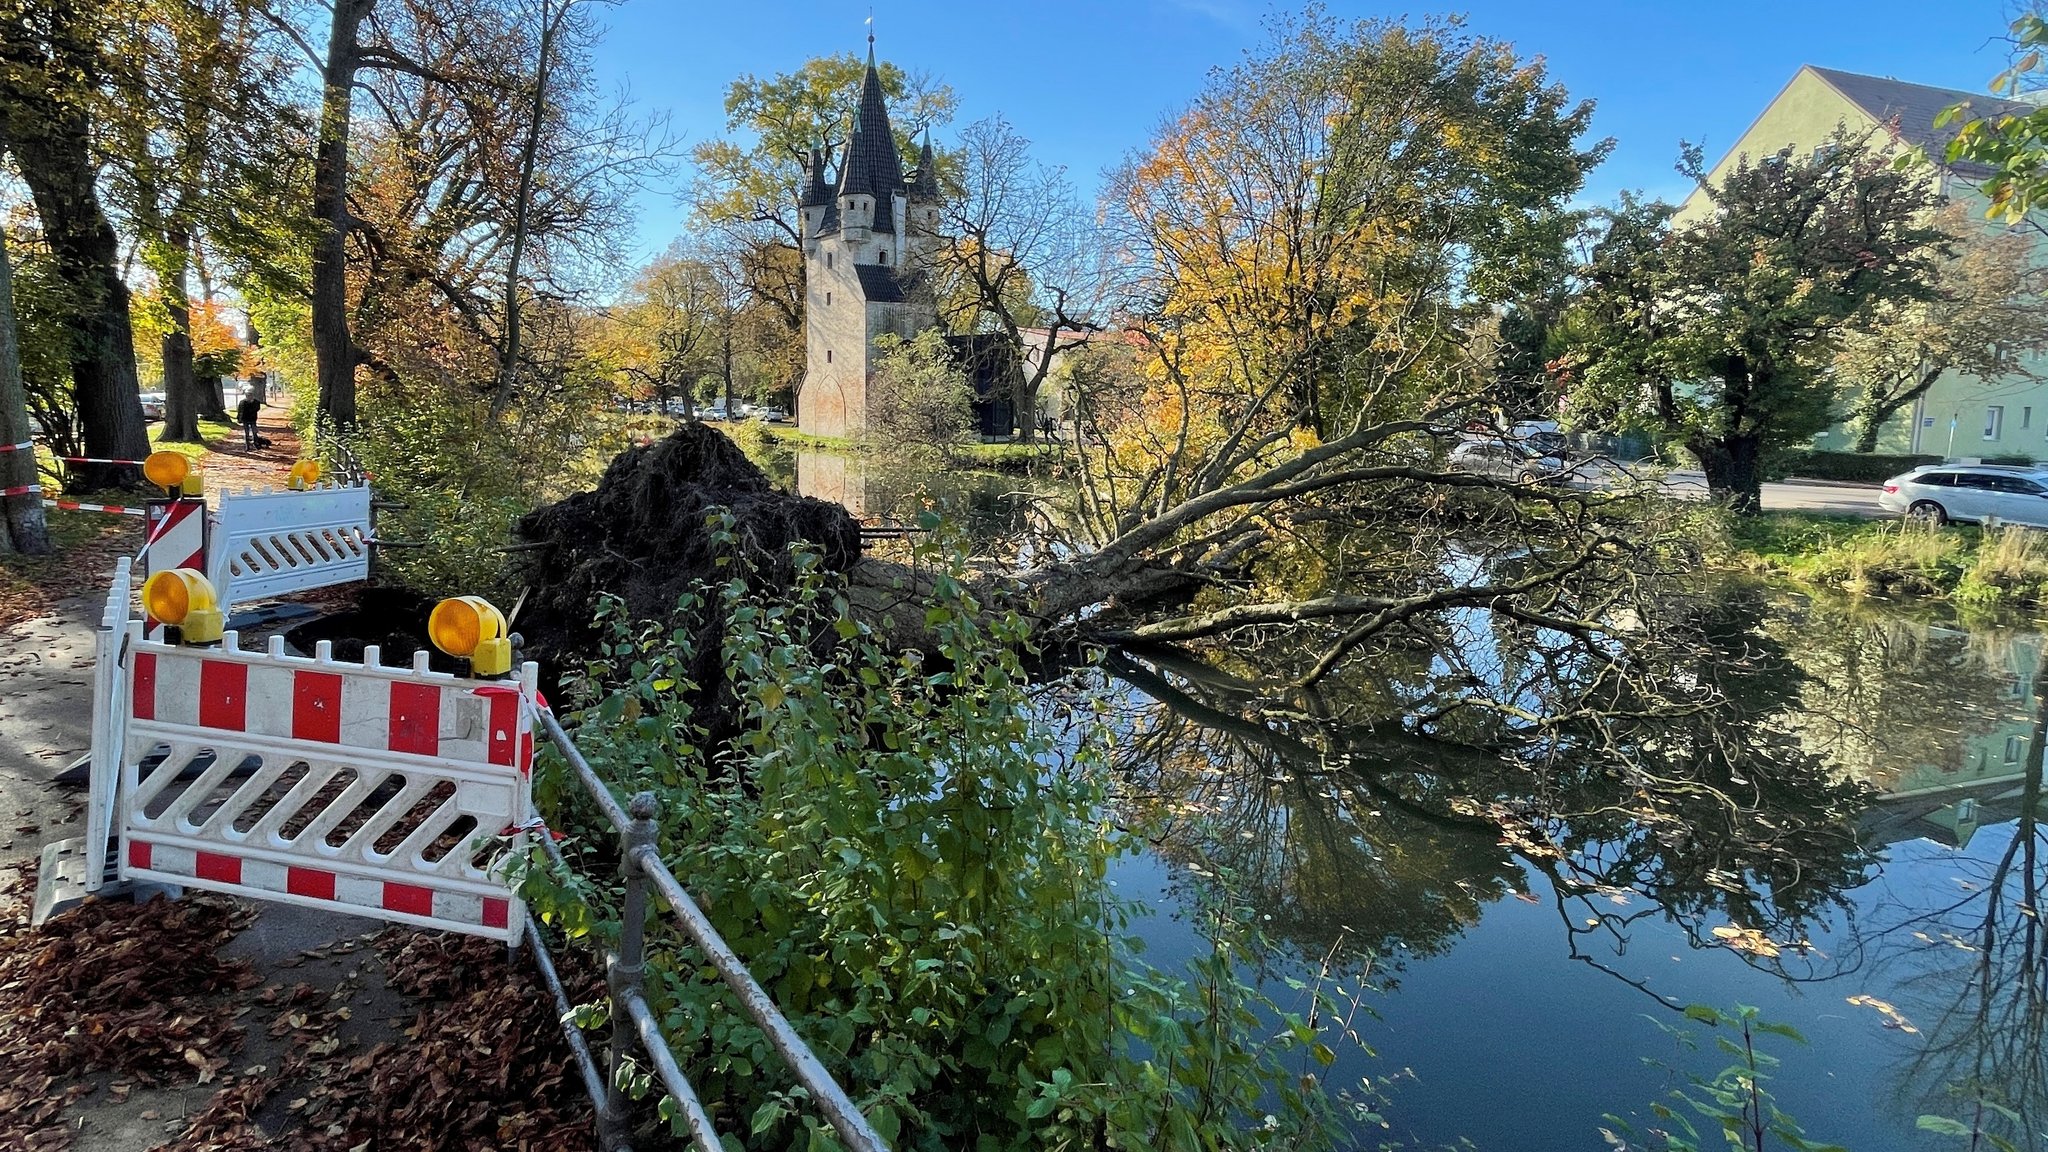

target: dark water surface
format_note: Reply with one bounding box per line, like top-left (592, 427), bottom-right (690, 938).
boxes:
top-left (1113, 593), bottom-right (2046, 1152)
top-left (755, 444), bottom-right (2045, 1150)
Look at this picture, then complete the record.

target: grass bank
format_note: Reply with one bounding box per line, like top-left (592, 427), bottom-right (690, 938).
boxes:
top-left (1719, 511), bottom-right (2048, 609)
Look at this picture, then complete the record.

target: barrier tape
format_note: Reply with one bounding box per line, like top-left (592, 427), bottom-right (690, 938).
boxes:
top-left (45, 498), bottom-right (147, 517)
top-left (59, 455), bottom-right (148, 467)
top-left (1, 483), bottom-right (36, 498)
top-left (0, 440), bottom-right (31, 454)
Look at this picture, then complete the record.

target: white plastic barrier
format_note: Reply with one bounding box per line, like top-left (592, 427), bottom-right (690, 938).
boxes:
top-left (206, 483), bottom-right (371, 607)
top-left (81, 559), bottom-right (136, 893)
top-left (115, 623), bottom-right (536, 942)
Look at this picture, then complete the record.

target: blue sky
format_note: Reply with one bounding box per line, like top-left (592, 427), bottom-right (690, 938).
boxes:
top-left (595, 0), bottom-right (2015, 261)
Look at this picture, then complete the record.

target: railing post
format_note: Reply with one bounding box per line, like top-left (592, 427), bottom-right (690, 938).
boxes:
top-left (603, 790), bottom-right (659, 1150)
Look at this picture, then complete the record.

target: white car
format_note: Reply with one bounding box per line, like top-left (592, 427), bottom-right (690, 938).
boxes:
top-left (1880, 464), bottom-right (2048, 527)
top-left (1448, 440), bottom-right (1568, 484)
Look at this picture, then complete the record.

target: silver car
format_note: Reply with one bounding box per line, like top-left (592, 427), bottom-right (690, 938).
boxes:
top-left (1448, 440), bottom-right (1566, 485)
top-left (1879, 465), bottom-right (2048, 527)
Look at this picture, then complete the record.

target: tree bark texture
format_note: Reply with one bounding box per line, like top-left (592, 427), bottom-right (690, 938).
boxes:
top-left (158, 227), bottom-right (201, 442)
top-left (312, 0), bottom-right (373, 427)
top-left (0, 230), bottom-right (51, 554)
top-left (0, 5), bottom-right (149, 487)
top-left (1691, 434), bottom-right (1764, 515)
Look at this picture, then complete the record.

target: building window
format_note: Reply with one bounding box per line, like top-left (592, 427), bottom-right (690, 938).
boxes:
top-left (880, 251), bottom-right (889, 265)
top-left (2008, 734), bottom-right (2027, 763)
top-left (826, 253), bottom-right (833, 269)
top-left (825, 291), bottom-right (831, 306)
top-left (826, 349), bottom-right (832, 364)
top-left (2027, 406), bottom-right (2035, 430)
top-left (1986, 405), bottom-right (2006, 440)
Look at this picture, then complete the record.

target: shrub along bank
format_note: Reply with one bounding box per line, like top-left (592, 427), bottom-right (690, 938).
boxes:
top-left (1761, 449), bottom-right (1940, 485)
top-left (1719, 512), bottom-right (2048, 609)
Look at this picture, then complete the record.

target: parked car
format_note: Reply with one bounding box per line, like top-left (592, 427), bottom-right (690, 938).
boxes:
top-left (751, 405), bottom-right (789, 423)
top-left (139, 392), bottom-right (165, 421)
top-left (1880, 464), bottom-right (2048, 527)
top-left (698, 401), bottom-right (733, 420)
top-left (1448, 440), bottom-right (1567, 484)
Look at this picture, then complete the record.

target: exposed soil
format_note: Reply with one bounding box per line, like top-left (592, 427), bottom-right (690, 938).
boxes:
top-left (509, 423), bottom-right (862, 696)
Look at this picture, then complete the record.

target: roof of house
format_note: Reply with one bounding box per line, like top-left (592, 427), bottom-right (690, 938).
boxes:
top-left (1807, 66), bottom-right (2033, 177)
top-left (855, 262), bottom-right (917, 303)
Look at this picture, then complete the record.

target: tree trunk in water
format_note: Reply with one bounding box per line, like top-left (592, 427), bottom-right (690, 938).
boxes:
top-left (10, 120), bottom-right (148, 488)
top-left (312, 0), bottom-right (372, 428)
top-left (1692, 435), bottom-right (1764, 515)
top-left (0, 229), bottom-right (51, 554)
top-left (158, 229), bottom-right (201, 443)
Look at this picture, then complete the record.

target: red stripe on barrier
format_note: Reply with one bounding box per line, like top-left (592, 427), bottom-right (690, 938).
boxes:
top-left (128, 841), bottom-right (151, 869)
top-left (382, 881), bottom-right (434, 918)
top-left (519, 727), bottom-right (534, 776)
top-left (132, 653), bottom-right (157, 720)
top-left (195, 851), bottom-right (241, 884)
top-left (482, 897), bottom-right (509, 929)
top-left (199, 660), bottom-right (248, 731)
top-left (0, 484), bottom-right (35, 497)
top-left (484, 690), bottom-right (519, 767)
top-left (388, 682), bottom-right (439, 755)
top-left (293, 671), bottom-right (343, 743)
top-left (288, 866), bottom-right (336, 900)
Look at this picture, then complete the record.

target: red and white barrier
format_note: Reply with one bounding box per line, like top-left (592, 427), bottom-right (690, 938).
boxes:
top-left (44, 498), bottom-right (147, 516)
top-left (116, 623), bottom-right (537, 942)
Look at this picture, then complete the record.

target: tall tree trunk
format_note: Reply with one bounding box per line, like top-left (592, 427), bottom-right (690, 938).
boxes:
top-left (193, 240), bottom-right (227, 421)
top-left (0, 229), bottom-right (51, 554)
top-left (9, 126), bottom-right (148, 489)
top-left (1691, 434), bottom-right (1765, 515)
top-left (312, 0), bottom-right (373, 428)
top-left (491, 0), bottom-right (565, 417)
top-left (158, 226), bottom-right (201, 442)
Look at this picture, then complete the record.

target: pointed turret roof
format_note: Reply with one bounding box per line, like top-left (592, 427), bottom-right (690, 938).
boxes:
top-left (909, 132), bottom-right (939, 199)
top-left (800, 146), bottom-right (835, 208)
top-left (834, 36), bottom-right (905, 230)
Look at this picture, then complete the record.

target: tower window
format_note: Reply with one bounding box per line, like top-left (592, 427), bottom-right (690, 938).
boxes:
top-left (826, 291), bottom-right (832, 305)
top-left (827, 350), bottom-right (833, 364)
top-left (880, 251), bottom-right (889, 265)
top-left (827, 253), bottom-right (833, 269)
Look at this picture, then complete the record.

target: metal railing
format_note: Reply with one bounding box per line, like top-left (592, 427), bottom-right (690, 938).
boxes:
top-left (524, 706), bottom-right (890, 1152)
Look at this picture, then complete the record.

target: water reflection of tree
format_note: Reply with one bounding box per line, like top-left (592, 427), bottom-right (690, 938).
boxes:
top-left (1106, 576), bottom-right (1884, 998)
top-left (1867, 651), bottom-right (2048, 1151)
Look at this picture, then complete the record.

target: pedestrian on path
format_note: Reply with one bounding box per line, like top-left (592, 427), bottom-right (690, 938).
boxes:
top-left (237, 393), bottom-right (261, 449)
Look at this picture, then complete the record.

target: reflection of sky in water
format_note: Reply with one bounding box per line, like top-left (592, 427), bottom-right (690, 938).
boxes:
top-left (1110, 591), bottom-right (2048, 1152)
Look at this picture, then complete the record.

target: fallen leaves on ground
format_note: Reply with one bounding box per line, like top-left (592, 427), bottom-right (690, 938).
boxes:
top-left (158, 928), bottom-right (600, 1152)
top-left (0, 875), bottom-right (257, 1152)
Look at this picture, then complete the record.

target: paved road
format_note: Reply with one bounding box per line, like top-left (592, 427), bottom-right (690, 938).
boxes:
top-left (1658, 469), bottom-right (1888, 518)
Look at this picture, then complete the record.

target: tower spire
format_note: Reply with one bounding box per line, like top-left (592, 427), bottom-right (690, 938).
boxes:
top-left (865, 12), bottom-right (875, 68)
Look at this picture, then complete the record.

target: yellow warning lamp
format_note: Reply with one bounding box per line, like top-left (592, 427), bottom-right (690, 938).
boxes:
top-left (288, 459), bottom-right (322, 491)
top-left (141, 569), bottom-right (224, 644)
top-left (427, 596), bottom-right (511, 676)
top-left (143, 451), bottom-right (201, 496)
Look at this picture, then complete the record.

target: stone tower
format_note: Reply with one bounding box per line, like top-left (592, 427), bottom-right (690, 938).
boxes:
top-left (797, 38), bottom-right (945, 438)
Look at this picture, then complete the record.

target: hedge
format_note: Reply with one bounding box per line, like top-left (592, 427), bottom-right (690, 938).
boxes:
top-left (1764, 449), bottom-right (1943, 484)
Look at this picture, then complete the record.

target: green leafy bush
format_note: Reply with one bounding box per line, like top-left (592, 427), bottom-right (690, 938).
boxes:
top-left (1763, 449), bottom-right (1940, 485)
top-left (523, 522), bottom-right (1375, 1150)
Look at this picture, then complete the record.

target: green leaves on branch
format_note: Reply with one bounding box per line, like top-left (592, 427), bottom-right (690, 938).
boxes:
top-left (523, 521), bottom-right (1376, 1149)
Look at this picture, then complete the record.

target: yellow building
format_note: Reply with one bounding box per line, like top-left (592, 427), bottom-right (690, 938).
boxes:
top-left (1680, 67), bottom-right (2042, 460)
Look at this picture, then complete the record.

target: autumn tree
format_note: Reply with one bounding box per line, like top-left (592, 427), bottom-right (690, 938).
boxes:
top-left (848, 13), bottom-right (1634, 671)
top-left (601, 244), bottom-right (729, 416)
top-left (0, 1), bottom-right (150, 486)
top-left (1836, 204), bottom-right (2048, 452)
top-left (103, 0), bottom-right (305, 442)
top-left (930, 115), bottom-right (1103, 443)
top-left (1561, 135), bottom-right (1946, 513)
